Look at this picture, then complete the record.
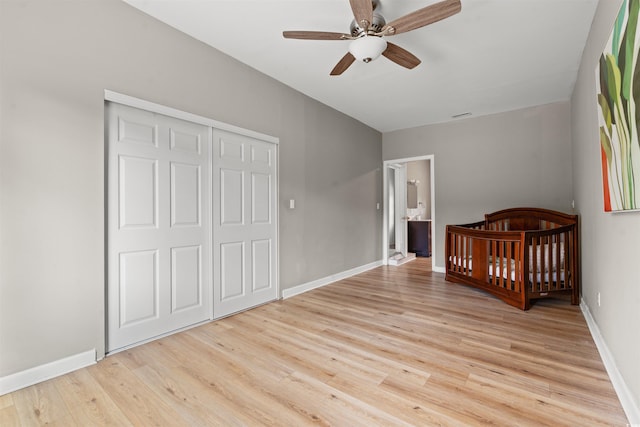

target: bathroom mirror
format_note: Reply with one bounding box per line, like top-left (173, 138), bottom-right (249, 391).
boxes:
top-left (407, 181), bottom-right (418, 209)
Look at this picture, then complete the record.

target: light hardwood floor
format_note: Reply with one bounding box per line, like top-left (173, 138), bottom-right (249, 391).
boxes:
top-left (1, 258), bottom-right (628, 426)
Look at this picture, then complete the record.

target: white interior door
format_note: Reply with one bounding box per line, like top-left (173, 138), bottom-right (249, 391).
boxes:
top-left (394, 164), bottom-right (408, 256)
top-left (212, 129), bottom-right (278, 318)
top-left (106, 102), bottom-right (210, 352)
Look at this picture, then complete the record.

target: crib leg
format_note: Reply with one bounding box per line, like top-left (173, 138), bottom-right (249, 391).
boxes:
top-left (521, 291), bottom-right (530, 310)
top-left (571, 287), bottom-right (580, 305)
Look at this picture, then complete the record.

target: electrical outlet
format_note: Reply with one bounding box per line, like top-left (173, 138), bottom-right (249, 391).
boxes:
top-left (597, 292), bottom-right (601, 307)
top-left (571, 200), bottom-right (575, 209)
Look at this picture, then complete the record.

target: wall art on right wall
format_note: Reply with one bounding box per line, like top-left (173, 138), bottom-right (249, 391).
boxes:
top-left (596, 0), bottom-right (640, 212)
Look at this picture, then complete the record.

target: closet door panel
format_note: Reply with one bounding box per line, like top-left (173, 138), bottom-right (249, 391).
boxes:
top-left (107, 103), bottom-right (210, 352)
top-left (213, 130), bottom-right (278, 318)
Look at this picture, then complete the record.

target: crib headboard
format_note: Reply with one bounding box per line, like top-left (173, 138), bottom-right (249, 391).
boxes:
top-left (485, 207), bottom-right (577, 231)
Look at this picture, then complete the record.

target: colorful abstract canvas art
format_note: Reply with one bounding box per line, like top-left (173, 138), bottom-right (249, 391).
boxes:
top-left (597, 0), bottom-right (640, 212)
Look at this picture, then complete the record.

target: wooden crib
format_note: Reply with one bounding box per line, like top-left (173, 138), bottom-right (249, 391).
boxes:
top-left (445, 207), bottom-right (580, 310)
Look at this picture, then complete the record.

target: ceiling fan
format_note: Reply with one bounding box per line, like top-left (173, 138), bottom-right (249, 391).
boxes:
top-left (282, 0), bottom-right (461, 75)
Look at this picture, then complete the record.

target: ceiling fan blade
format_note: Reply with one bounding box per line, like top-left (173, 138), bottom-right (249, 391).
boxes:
top-left (349, 0), bottom-right (373, 30)
top-left (330, 52), bottom-right (356, 76)
top-left (283, 31), bottom-right (350, 40)
top-left (382, 0), bottom-right (461, 35)
top-left (382, 42), bottom-right (421, 69)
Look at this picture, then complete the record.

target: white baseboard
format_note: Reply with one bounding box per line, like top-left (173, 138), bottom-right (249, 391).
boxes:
top-left (581, 299), bottom-right (640, 424)
top-left (0, 349), bottom-right (96, 396)
top-left (282, 260), bottom-right (383, 299)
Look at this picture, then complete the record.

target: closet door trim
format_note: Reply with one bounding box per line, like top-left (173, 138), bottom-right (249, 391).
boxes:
top-left (105, 90), bottom-right (279, 145)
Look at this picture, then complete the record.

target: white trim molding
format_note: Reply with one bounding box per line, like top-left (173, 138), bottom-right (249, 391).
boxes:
top-left (104, 90), bottom-right (279, 144)
top-left (0, 349), bottom-right (96, 396)
top-left (282, 260), bottom-right (383, 299)
top-left (581, 299), bottom-right (640, 424)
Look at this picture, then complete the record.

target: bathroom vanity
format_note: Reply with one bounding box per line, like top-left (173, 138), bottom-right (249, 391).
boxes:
top-left (408, 220), bottom-right (431, 257)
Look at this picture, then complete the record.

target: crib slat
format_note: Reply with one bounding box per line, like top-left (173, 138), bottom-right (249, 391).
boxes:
top-left (458, 234), bottom-right (463, 273)
top-left (559, 233), bottom-right (564, 290)
top-left (451, 232), bottom-right (456, 272)
top-left (551, 234), bottom-right (557, 290)
top-left (450, 232), bottom-right (457, 273)
top-left (541, 235), bottom-right (548, 292)
top-left (500, 239), bottom-right (505, 287)
top-left (456, 234), bottom-right (461, 273)
top-left (490, 240), bottom-right (497, 287)
top-left (500, 241), bottom-right (505, 287)
top-left (566, 230), bottom-right (572, 289)
top-left (531, 238), bottom-right (539, 293)
top-left (568, 229), bottom-right (574, 291)
top-left (458, 234), bottom-right (462, 273)
top-left (466, 236), bottom-right (472, 273)
top-left (514, 241), bottom-right (521, 293)
top-left (497, 240), bottom-right (502, 288)
top-left (460, 234), bottom-right (464, 274)
top-left (546, 235), bottom-right (552, 291)
top-left (505, 242), bottom-right (515, 291)
top-left (498, 240), bottom-right (502, 287)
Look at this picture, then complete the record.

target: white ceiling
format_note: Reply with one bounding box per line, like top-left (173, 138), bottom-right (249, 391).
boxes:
top-left (123, 0), bottom-right (599, 132)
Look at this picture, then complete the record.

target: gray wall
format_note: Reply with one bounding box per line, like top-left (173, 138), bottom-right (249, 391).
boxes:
top-left (0, 0), bottom-right (381, 377)
top-left (383, 102), bottom-right (574, 268)
top-left (571, 0), bottom-right (640, 412)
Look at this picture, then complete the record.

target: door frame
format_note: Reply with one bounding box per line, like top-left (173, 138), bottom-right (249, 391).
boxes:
top-left (103, 90), bottom-right (279, 357)
top-left (382, 155), bottom-right (435, 265)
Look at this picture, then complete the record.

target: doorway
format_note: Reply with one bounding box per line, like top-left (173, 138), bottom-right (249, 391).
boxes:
top-left (383, 155), bottom-right (435, 269)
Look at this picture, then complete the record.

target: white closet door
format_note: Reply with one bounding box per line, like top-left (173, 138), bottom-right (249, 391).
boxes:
top-left (212, 129), bottom-right (278, 318)
top-left (106, 103), bottom-right (210, 352)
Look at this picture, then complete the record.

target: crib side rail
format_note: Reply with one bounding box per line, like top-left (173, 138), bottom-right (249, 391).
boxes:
top-left (524, 224), bottom-right (578, 302)
top-left (445, 225), bottom-right (527, 309)
top-left (444, 222), bottom-right (488, 279)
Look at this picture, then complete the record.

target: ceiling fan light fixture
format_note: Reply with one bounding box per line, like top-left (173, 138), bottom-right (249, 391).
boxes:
top-left (349, 36), bottom-right (387, 63)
